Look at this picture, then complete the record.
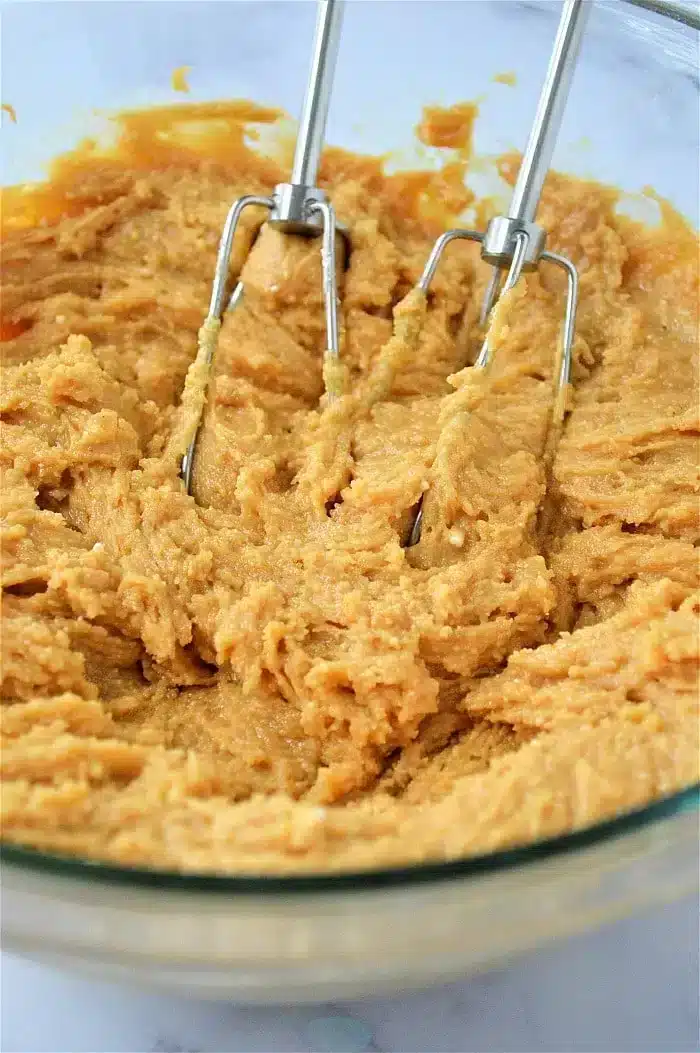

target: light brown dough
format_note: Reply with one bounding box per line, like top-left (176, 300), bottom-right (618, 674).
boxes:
top-left (1, 102), bottom-right (698, 873)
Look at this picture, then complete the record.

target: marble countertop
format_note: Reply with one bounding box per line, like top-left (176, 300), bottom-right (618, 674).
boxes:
top-left (1, 3), bottom-right (698, 1052)
top-left (2, 896), bottom-right (697, 1053)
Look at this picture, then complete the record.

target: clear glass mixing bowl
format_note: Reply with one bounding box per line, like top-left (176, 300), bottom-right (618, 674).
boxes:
top-left (1, 0), bottom-right (698, 1002)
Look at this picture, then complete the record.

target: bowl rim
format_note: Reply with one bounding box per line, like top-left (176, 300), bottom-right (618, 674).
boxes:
top-left (2, 783), bottom-right (698, 895)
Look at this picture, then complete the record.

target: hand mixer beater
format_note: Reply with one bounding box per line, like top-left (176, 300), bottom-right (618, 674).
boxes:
top-left (406, 0), bottom-right (589, 547)
top-left (181, 0), bottom-right (345, 495)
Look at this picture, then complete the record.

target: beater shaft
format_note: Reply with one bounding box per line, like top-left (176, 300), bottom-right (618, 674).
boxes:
top-left (480, 0), bottom-right (590, 324)
top-left (291, 0), bottom-right (345, 189)
top-left (270, 0), bottom-right (345, 235)
top-left (509, 0), bottom-right (590, 226)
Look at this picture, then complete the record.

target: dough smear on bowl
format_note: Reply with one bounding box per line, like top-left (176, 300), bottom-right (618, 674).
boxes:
top-left (1, 102), bottom-right (698, 874)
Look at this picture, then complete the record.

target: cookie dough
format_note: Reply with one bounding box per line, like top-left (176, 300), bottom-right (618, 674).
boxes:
top-left (1, 101), bottom-right (698, 873)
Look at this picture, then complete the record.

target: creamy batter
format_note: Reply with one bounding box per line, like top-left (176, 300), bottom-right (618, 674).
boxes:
top-left (1, 101), bottom-right (698, 873)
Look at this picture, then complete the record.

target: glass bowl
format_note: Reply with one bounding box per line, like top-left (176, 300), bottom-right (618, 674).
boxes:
top-left (1, 0), bottom-right (698, 1002)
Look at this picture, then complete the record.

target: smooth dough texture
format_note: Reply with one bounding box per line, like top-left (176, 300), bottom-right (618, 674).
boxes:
top-left (1, 102), bottom-right (698, 874)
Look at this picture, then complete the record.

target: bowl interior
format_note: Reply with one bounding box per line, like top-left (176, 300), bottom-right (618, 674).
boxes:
top-left (2, 0), bottom-right (699, 223)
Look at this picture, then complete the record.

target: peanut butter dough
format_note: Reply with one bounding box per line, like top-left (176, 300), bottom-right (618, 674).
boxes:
top-left (1, 102), bottom-right (698, 873)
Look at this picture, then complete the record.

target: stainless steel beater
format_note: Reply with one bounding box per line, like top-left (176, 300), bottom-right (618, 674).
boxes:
top-left (406, 0), bottom-right (589, 547)
top-left (181, 0), bottom-right (345, 494)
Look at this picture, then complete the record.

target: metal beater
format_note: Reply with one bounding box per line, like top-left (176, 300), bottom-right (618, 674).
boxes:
top-left (406, 0), bottom-right (589, 547)
top-left (181, 0), bottom-right (345, 494)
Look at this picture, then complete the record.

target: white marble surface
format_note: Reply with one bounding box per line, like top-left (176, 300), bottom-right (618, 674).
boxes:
top-left (2, 896), bottom-right (698, 1053)
top-left (1, 4), bottom-right (698, 1053)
